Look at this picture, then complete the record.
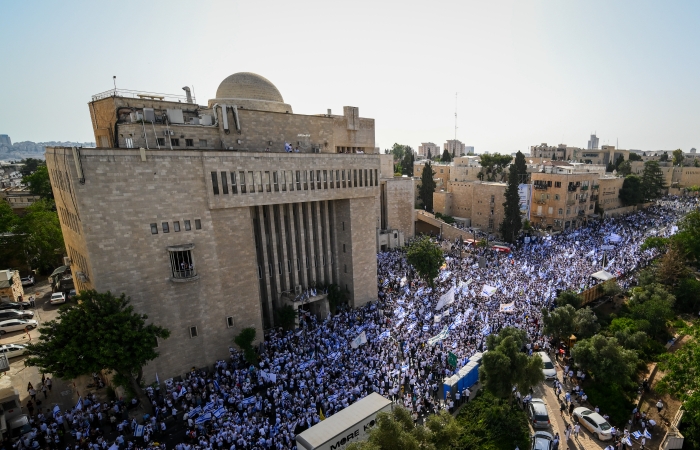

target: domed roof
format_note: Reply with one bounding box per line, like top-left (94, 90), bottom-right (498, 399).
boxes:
top-left (215, 72), bottom-right (284, 103)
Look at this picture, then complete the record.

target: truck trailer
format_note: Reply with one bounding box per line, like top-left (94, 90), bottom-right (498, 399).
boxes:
top-left (296, 393), bottom-right (392, 450)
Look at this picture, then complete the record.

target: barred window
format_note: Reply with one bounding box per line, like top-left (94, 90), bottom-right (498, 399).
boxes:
top-left (168, 244), bottom-right (198, 282)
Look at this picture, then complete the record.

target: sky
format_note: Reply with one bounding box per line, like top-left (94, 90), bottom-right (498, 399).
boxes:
top-left (1, 0), bottom-right (699, 153)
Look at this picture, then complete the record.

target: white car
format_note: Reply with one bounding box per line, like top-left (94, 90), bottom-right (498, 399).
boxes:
top-left (0, 319), bottom-right (38, 335)
top-left (573, 407), bottom-right (613, 440)
top-left (20, 276), bottom-right (34, 287)
top-left (538, 351), bottom-right (557, 380)
top-left (0, 344), bottom-right (27, 358)
top-left (50, 292), bottom-right (66, 305)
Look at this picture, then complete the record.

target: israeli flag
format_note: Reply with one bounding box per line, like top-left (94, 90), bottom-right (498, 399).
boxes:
top-left (189, 406), bottom-right (202, 418)
top-left (203, 401), bottom-right (216, 412)
top-left (482, 324), bottom-right (490, 336)
top-left (213, 380), bottom-right (220, 391)
top-left (75, 397), bottom-right (83, 411)
top-left (212, 407), bottom-right (227, 418)
top-left (178, 385), bottom-right (187, 397)
top-left (241, 396), bottom-right (256, 406)
top-left (401, 364), bottom-right (409, 372)
top-left (632, 431), bottom-right (641, 439)
top-left (52, 405), bottom-right (60, 417)
top-left (644, 429), bottom-right (652, 439)
top-left (195, 413), bottom-right (211, 425)
top-left (377, 331), bottom-right (390, 341)
top-left (382, 279), bottom-right (389, 287)
top-left (422, 325), bottom-right (429, 331)
top-left (406, 322), bottom-right (416, 332)
top-left (624, 437), bottom-right (632, 446)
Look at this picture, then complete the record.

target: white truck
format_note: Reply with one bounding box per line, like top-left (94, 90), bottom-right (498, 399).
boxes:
top-left (296, 393), bottom-right (392, 450)
top-left (0, 387), bottom-right (31, 443)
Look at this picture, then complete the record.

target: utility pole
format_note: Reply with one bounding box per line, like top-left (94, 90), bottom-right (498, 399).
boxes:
top-left (454, 92), bottom-right (458, 156)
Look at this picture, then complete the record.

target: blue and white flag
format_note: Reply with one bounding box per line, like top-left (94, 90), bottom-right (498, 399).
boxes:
top-left (134, 425), bottom-right (144, 436)
top-left (482, 324), bottom-right (491, 336)
top-left (406, 322), bottom-right (417, 332)
top-left (632, 431), bottom-right (641, 439)
top-left (623, 437), bottom-right (632, 446)
top-left (195, 413), bottom-right (211, 425)
top-left (644, 429), bottom-right (652, 439)
top-left (178, 385), bottom-right (187, 397)
top-left (377, 331), bottom-right (390, 341)
top-left (401, 364), bottom-right (409, 372)
top-left (75, 397), bottom-right (83, 410)
top-left (422, 325), bottom-right (429, 331)
top-left (52, 405), bottom-right (61, 417)
top-left (241, 396), bottom-right (256, 406)
top-left (212, 407), bottom-right (227, 418)
top-left (213, 380), bottom-right (220, 391)
top-left (189, 406), bottom-right (202, 418)
top-left (382, 279), bottom-right (389, 287)
top-left (203, 401), bottom-right (216, 412)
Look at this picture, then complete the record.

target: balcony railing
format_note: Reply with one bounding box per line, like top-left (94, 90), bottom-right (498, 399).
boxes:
top-left (92, 88), bottom-right (194, 103)
top-left (568, 186), bottom-right (578, 192)
top-left (534, 185), bottom-right (548, 190)
top-left (579, 198), bottom-right (587, 203)
top-left (592, 185), bottom-right (600, 190)
top-left (581, 185), bottom-right (589, 191)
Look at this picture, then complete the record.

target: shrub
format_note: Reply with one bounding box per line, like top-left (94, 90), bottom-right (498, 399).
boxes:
top-left (456, 391), bottom-right (530, 450)
top-left (234, 327), bottom-right (258, 363)
top-left (583, 382), bottom-right (634, 427)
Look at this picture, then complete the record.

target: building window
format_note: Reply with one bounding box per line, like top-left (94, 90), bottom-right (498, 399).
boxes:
top-left (257, 265), bottom-right (262, 279)
top-left (558, 208), bottom-right (563, 216)
top-left (195, 219), bottom-right (201, 230)
top-left (344, 264), bottom-right (347, 273)
top-left (555, 182), bottom-right (562, 188)
top-left (265, 171), bottom-right (271, 192)
top-left (186, 139), bottom-right (194, 147)
top-left (555, 194), bottom-right (560, 200)
top-left (211, 172), bottom-right (219, 195)
top-left (189, 326), bottom-right (198, 338)
top-left (231, 172), bottom-right (237, 194)
top-left (343, 243), bottom-right (346, 253)
top-left (168, 244), bottom-right (197, 281)
top-left (227, 317), bottom-right (234, 328)
top-left (125, 137), bottom-right (134, 148)
top-left (157, 138), bottom-right (165, 146)
top-left (221, 172), bottom-right (229, 195)
top-left (184, 220), bottom-right (191, 231)
top-left (171, 138), bottom-right (180, 146)
top-left (173, 221), bottom-right (181, 232)
top-left (150, 223), bottom-right (158, 234)
top-left (199, 139), bottom-right (207, 147)
top-left (239, 171), bottom-right (246, 194)
top-left (273, 171), bottom-right (279, 192)
top-left (162, 222), bottom-right (170, 233)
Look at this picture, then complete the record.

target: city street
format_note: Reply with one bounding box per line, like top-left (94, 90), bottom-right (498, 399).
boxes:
top-left (0, 280), bottom-right (79, 414)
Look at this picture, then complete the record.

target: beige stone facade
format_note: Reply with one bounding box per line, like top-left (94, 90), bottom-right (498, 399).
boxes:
top-left (0, 269), bottom-right (24, 303)
top-left (443, 140), bottom-right (466, 157)
top-left (432, 182), bottom-right (506, 233)
top-left (530, 172), bottom-right (597, 230)
top-left (417, 143), bottom-right (440, 158)
top-left (45, 73), bottom-right (411, 381)
top-left (596, 176), bottom-right (624, 213)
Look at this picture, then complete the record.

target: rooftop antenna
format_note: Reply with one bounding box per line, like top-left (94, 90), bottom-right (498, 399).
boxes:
top-left (113, 76), bottom-right (117, 91)
top-left (454, 92), bottom-right (458, 153)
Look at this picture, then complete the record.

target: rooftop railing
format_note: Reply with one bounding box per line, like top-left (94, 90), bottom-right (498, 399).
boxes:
top-left (92, 88), bottom-right (195, 104)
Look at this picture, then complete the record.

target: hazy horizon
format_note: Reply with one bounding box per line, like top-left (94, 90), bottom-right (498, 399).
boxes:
top-left (1, 0), bottom-right (698, 153)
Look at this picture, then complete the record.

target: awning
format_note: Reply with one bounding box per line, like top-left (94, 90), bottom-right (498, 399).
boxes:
top-left (591, 270), bottom-right (615, 281)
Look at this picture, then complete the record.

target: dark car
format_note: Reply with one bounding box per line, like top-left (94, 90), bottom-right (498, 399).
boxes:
top-left (0, 302), bottom-right (31, 310)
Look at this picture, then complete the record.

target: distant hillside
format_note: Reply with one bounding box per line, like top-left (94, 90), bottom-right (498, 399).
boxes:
top-left (0, 140), bottom-right (95, 161)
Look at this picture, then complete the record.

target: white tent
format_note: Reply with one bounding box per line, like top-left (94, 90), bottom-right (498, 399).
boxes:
top-left (591, 270), bottom-right (615, 281)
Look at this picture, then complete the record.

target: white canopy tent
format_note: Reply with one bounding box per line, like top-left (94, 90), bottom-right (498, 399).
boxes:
top-left (591, 270), bottom-right (615, 281)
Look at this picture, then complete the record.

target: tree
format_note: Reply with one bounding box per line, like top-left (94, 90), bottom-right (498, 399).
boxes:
top-left (0, 201), bottom-right (17, 234)
top-left (541, 305), bottom-right (576, 344)
top-left (617, 160), bottom-right (632, 176)
top-left (641, 160), bottom-right (666, 201)
top-left (441, 149), bottom-right (452, 163)
top-left (389, 143), bottom-right (406, 162)
top-left (401, 148), bottom-right (415, 176)
top-left (427, 149), bottom-right (432, 160)
top-left (614, 154), bottom-right (625, 170)
top-left (660, 152), bottom-right (669, 162)
top-left (22, 165), bottom-right (54, 200)
top-left (672, 209), bottom-right (700, 261)
top-left (479, 154), bottom-right (513, 182)
top-left (674, 276), bottom-right (700, 313)
top-left (619, 175), bottom-right (644, 206)
top-left (455, 391), bottom-right (531, 450)
top-left (628, 283), bottom-right (675, 338)
top-left (20, 158), bottom-right (44, 177)
top-left (499, 165), bottom-right (521, 244)
top-left (606, 162), bottom-right (615, 173)
top-left (514, 151), bottom-right (528, 184)
top-left (418, 162), bottom-right (437, 211)
top-left (629, 153), bottom-right (642, 161)
top-left (480, 327), bottom-right (544, 400)
top-left (555, 290), bottom-right (582, 309)
top-left (234, 327), bottom-right (258, 363)
top-left (570, 334), bottom-right (638, 384)
top-left (406, 236), bottom-right (444, 287)
top-left (656, 324), bottom-right (700, 448)
top-left (274, 304), bottom-right (297, 330)
top-left (656, 244), bottom-right (687, 286)
top-left (16, 199), bottom-right (65, 273)
top-left (672, 149), bottom-right (684, 166)
top-left (24, 290), bottom-right (170, 412)
top-left (573, 307), bottom-right (600, 339)
top-left (347, 406), bottom-right (463, 450)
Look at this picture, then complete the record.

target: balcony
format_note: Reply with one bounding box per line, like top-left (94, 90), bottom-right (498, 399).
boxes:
top-left (581, 185), bottom-right (589, 191)
top-left (534, 185), bottom-right (548, 191)
top-left (579, 198), bottom-right (587, 203)
top-left (592, 185), bottom-right (600, 190)
top-left (536, 200), bottom-right (547, 205)
top-left (568, 185), bottom-right (578, 192)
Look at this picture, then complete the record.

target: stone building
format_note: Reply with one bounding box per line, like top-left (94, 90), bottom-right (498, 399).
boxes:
top-left (596, 175), bottom-right (625, 215)
top-left (45, 72), bottom-right (412, 380)
top-left (0, 269), bottom-right (24, 303)
top-left (443, 140), bottom-right (466, 157)
top-left (433, 182), bottom-right (506, 234)
top-left (417, 143), bottom-right (440, 158)
top-left (530, 170), bottom-right (597, 231)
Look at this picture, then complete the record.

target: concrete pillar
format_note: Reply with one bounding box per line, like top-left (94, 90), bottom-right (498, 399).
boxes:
top-left (256, 205), bottom-right (274, 327)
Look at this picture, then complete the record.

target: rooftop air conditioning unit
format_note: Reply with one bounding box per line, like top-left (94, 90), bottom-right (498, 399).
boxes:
top-left (63, 257), bottom-right (72, 266)
top-left (189, 118), bottom-right (200, 125)
top-left (199, 115), bottom-right (212, 126)
top-left (143, 108), bottom-right (155, 123)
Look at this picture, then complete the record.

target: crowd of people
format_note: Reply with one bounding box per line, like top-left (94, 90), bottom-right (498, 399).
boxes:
top-left (12, 196), bottom-right (698, 450)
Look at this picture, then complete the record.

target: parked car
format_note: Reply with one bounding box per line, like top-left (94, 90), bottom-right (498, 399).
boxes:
top-left (49, 292), bottom-right (66, 305)
top-left (527, 398), bottom-right (551, 429)
top-left (0, 319), bottom-right (38, 335)
top-left (538, 351), bottom-right (557, 381)
top-left (20, 276), bottom-right (34, 287)
top-left (67, 289), bottom-right (77, 300)
top-left (531, 431), bottom-right (554, 450)
top-left (0, 301), bottom-right (31, 311)
top-left (573, 407), bottom-right (613, 440)
top-left (0, 344), bottom-right (27, 359)
top-left (0, 310), bottom-right (34, 321)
